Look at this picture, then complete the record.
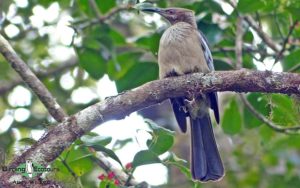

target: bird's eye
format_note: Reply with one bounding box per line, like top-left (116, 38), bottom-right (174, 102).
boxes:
top-left (167, 9), bottom-right (175, 14)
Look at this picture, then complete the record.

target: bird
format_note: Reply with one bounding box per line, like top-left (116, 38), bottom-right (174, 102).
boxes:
top-left (140, 7), bottom-right (224, 182)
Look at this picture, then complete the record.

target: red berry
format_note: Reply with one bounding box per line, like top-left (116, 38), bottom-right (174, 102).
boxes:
top-left (114, 179), bottom-right (120, 185)
top-left (98, 174), bottom-right (105, 180)
top-left (107, 171), bottom-right (115, 180)
top-left (125, 162), bottom-right (132, 170)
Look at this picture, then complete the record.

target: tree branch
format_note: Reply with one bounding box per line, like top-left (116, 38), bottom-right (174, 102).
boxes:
top-left (235, 16), bottom-right (244, 69)
top-left (0, 58), bottom-right (77, 96)
top-left (225, 0), bottom-right (280, 53)
top-left (244, 15), bottom-right (280, 53)
top-left (0, 69), bottom-right (299, 186)
top-left (78, 5), bottom-right (130, 30)
top-left (239, 94), bottom-right (300, 134)
top-left (92, 152), bottom-right (142, 186)
top-left (0, 34), bottom-right (67, 122)
top-left (273, 20), bottom-right (299, 65)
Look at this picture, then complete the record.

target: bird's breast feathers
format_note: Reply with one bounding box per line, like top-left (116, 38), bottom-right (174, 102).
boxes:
top-left (158, 22), bottom-right (210, 79)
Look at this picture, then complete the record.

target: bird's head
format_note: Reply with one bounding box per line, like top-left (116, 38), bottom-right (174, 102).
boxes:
top-left (140, 7), bottom-right (196, 27)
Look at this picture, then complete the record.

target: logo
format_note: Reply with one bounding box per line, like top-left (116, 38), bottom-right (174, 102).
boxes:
top-left (1, 160), bottom-right (58, 178)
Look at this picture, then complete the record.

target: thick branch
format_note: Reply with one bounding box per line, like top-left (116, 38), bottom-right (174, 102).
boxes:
top-left (0, 34), bottom-right (67, 122)
top-left (0, 69), bottom-right (299, 186)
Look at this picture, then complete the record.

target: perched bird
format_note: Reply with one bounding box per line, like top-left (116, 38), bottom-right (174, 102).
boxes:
top-left (140, 7), bottom-right (224, 181)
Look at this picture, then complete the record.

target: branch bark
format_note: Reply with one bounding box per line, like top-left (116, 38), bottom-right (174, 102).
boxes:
top-left (0, 34), bottom-right (67, 122)
top-left (0, 58), bottom-right (77, 96)
top-left (0, 69), bottom-right (299, 186)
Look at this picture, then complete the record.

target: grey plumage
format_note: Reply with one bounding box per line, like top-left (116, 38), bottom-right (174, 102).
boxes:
top-left (141, 7), bottom-right (224, 182)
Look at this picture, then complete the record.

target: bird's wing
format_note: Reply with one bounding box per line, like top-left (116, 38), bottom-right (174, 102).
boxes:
top-left (198, 30), bottom-right (214, 71)
top-left (198, 31), bottom-right (220, 124)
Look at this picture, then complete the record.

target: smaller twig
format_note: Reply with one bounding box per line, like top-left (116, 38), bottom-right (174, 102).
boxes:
top-left (0, 34), bottom-right (67, 122)
top-left (273, 20), bottom-right (299, 66)
top-left (273, 10), bottom-right (284, 40)
top-left (235, 16), bottom-right (244, 69)
top-left (244, 15), bottom-right (280, 53)
top-left (225, 0), bottom-right (280, 53)
top-left (89, 0), bottom-right (102, 19)
top-left (93, 152), bottom-right (142, 186)
top-left (288, 63), bottom-right (300, 72)
top-left (78, 5), bottom-right (130, 30)
top-left (239, 94), bottom-right (300, 134)
top-left (0, 58), bottom-right (77, 95)
top-left (255, 12), bottom-right (262, 29)
top-left (124, 169), bottom-right (135, 186)
top-left (58, 156), bottom-right (78, 179)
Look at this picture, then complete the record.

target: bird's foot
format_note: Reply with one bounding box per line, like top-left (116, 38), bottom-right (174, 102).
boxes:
top-left (184, 98), bottom-right (200, 119)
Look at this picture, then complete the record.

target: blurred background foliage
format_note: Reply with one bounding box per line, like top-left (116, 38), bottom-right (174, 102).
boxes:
top-left (0, 0), bottom-right (300, 187)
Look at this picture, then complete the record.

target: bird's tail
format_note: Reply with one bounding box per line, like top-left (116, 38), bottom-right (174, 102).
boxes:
top-left (190, 114), bottom-right (224, 182)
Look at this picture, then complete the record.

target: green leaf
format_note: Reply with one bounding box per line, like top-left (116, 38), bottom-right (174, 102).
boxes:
top-left (283, 49), bottom-right (300, 72)
top-left (96, 0), bottom-right (116, 14)
top-left (145, 120), bottom-right (175, 155)
top-left (244, 93), bottom-right (270, 129)
top-left (68, 154), bottom-right (94, 176)
top-left (259, 125), bottom-right (274, 143)
top-left (136, 33), bottom-right (161, 55)
top-left (90, 145), bottom-right (123, 167)
top-left (185, 1), bottom-right (224, 15)
top-left (76, 0), bottom-right (93, 17)
top-left (286, 1), bottom-right (300, 20)
top-left (115, 62), bottom-right (158, 92)
top-left (81, 135), bottom-right (112, 146)
top-left (156, 1), bottom-right (167, 8)
top-left (132, 150), bottom-right (161, 168)
top-left (222, 98), bottom-right (242, 135)
top-left (52, 142), bottom-right (96, 178)
top-left (164, 152), bottom-right (191, 179)
top-left (99, 180), bottom-right (108, 188)
top-left (244, 30), bottom-right (254, 43)
top-left (76, 47), bottom-right (106, 79)
top-left (113, 138), bottom-right (133, 149)
top-left (242, 53), bottom-right (255, 69)
top-left (270, 94), bottom-right (300, 126)
top-left (0, 59), bottom-right (11, 80)
top-left (109, 28), bottom-right (126, 45)
top-left (107, 52), bottom-right (143, 80)
top-left (213, 59), bottom-right (233, 70)
top-left (237, 0), bottom-right (265, 13)
top-left (61, 143), bottom-right (91, 162)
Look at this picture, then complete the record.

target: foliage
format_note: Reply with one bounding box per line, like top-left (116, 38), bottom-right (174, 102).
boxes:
top-left (0, 0), bottom-right (300, 187)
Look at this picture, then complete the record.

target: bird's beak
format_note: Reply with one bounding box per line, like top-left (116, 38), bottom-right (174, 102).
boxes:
top-left (140, 7), bottom-right (162, 14)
